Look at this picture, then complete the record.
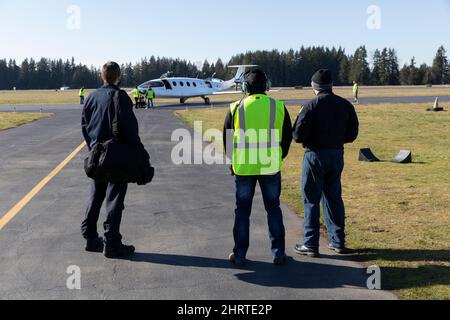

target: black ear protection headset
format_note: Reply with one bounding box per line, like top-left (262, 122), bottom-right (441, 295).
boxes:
top-left (242, 69), bottom-right (272, 93)
top-left (233, 69), bottom-right (273, 127)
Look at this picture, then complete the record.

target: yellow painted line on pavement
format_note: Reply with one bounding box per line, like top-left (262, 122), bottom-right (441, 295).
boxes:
top-left (0, 142), bottom-right (86, 231)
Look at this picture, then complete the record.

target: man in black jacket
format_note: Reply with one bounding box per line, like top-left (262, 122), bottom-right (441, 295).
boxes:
top-left (81, 61), bottom-right (142, 259)
top-left (292, 69), bottom-right (359, 258)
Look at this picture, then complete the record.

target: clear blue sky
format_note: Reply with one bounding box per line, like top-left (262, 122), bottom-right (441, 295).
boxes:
top-left (1, 0), bottom-right (449, 68)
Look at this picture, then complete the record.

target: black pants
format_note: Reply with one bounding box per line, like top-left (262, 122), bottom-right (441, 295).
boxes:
top-left (81, 179), bottom-right (128, 246)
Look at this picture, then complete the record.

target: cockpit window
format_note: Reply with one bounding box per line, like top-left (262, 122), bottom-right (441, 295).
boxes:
top-left (149, 81), bottom-right (164, 88)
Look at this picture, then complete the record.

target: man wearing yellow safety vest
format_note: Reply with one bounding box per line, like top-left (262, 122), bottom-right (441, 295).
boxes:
top-left (223, 69), bottom-right (293, 267)
top-left (146, 87), bottom-right (155, 109)
top-left (353, 81), bottom-right (359, 104)
top-left (79, 87), bottom-right (86, 105)
top-left (132, 86), bottom-right (140, 108)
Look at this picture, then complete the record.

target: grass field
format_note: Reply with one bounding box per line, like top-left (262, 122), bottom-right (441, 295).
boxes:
top-left (0, 86), bottom-right (449, 106)
top-left (176, 102), bottom-right (450, 300)
top-left (0, 112), bottom-right (52, 131)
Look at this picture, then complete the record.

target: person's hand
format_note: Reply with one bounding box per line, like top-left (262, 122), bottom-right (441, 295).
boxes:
top-left (229, 165), bottom-right (235, 176)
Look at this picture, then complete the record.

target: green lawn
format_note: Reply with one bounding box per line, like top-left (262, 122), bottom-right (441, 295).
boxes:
top-left (176, 102), bottom-right (450, 300)
top-left (0, 112), bottom-right (52, 131)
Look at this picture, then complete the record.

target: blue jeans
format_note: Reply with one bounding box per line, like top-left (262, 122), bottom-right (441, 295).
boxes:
top-left (302, 150), bottom-right (346, 250)
top-left (233, 173), bottom-right (286, 259)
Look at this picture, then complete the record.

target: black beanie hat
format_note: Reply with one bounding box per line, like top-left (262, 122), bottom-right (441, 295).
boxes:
top-left (311, 69), bottom-right (333, 91)
top-left (245, 69), bottom-right (268, 92)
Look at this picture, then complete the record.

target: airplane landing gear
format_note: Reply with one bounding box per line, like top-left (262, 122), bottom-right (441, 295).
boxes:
top-left (202, 96), bottom-right (211, 105)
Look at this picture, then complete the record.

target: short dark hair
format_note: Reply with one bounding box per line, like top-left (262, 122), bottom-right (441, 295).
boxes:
top-left (102, 61), bottom-right (121, 84)
top-left (245, 69), bottom-right (268, 94)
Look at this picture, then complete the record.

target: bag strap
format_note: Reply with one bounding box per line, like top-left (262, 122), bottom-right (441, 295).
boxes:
top-left (112, 90), bottom-right (120, 141)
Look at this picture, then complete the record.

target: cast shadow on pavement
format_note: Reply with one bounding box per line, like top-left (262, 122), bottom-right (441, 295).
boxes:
top-left (131, 253), bottom-right (369, 290)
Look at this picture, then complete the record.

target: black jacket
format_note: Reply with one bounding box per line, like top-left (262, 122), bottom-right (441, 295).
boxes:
top-left (82, 84), bottom-right (142, 150)
top-left (293, 92), bottom-right (359, 150)
top-left (223, 95), bottom-right (293, 160)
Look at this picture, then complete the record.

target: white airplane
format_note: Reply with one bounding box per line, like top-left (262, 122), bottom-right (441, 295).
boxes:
top-left (137, 65), bottom-right (258, 104)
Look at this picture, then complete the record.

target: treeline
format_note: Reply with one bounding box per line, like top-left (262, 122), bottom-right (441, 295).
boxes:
top-left (0, 57), bottom-right (101, 90)
top-left (0, 57), bottom-right (199, 90)
top-left (120, 57), bottom-right (200, 87)
top-left (225, 45), bottom-right (449, 86)
top-left (0, 46), bottom-right (448, 89)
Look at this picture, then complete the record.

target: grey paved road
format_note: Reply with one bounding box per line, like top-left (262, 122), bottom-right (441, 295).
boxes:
top-left (0, 105), bottom-right (396, 300)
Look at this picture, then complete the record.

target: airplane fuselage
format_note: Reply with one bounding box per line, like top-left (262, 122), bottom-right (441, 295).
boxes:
top-left (136, 65), bottom-right (256, 104)
top-left (138, 77), bottom-right (231, 99)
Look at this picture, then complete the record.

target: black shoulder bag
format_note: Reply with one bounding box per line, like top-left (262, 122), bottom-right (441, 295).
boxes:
top-left (84, 90), bottom-right (154, 185)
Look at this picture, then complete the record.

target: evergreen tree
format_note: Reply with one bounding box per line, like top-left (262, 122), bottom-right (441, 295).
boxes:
top-left (387, 49), bottom-right (400, 85)
top-left (431, 46), bottom-right (449, 84)
top-left (348, 46), bottom-right (371, 84)
top-left (371, 49), bottom-right (382, 85)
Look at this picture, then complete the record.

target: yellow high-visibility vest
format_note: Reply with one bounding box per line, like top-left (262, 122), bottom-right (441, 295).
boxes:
top-left (147, 89), bottom-right (155, 99)
top-left (132, 88), bottom-right (140, 98)
top-left (79, 89), bottom-right (85, 97)
top-left (231, 94), bottom-right (285, 176)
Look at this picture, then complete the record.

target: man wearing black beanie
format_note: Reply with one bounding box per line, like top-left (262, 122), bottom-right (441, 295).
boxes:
top-left (292, 69), bottom-right (359, 257)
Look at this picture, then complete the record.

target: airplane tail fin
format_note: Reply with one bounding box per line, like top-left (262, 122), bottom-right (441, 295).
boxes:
top-left (226, 65), bottom-right (259, 85)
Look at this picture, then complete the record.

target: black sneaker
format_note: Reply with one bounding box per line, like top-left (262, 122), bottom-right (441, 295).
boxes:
top-left (273, 255), bottom-right (288, 265)
top-left (328, 244), bottom-right (355, 255)
top-left (104, 243), bottom-right (136, 259)
top-left (294, 244), bottom-right (320, 258)
top-left (85, 237), bottom-right (104, 253)
top-left (228, 253), bottom-right (247, 267)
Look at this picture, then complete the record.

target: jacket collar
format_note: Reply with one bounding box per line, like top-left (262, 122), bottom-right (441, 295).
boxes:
top-left (248, 93), bottom-right (267, 98)
top-left (102, 83), bottom-right (119, 90)
top-left (317, 90), bottom-right (333, 96)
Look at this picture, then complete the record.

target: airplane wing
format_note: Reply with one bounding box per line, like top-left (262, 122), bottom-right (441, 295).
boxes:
top-left (212, 91), bottom-right (245, 95)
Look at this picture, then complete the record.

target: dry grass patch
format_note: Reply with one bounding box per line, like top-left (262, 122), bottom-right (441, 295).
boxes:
top-left (0, 112), bottom-right (52, 130)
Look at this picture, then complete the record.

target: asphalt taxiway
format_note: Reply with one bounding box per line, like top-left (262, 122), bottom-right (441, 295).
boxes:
top-left (0, 97), bottom-right (431, 299)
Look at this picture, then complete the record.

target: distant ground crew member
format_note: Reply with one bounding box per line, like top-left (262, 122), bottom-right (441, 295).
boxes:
top-left (353, 81), bottom-right (359, 104)
top-left (293, 69), bottom-right (359, 258)
top-left (132, 86), bottom-right (140, 108)
top-left (146, 87), bottom-right (155, 109)
top-left (223, 69), bottom-right (293, 267)
top-left (79, 87), bottom-right (86, 105)
top-left (81, 62), bottom-right (142, 259)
